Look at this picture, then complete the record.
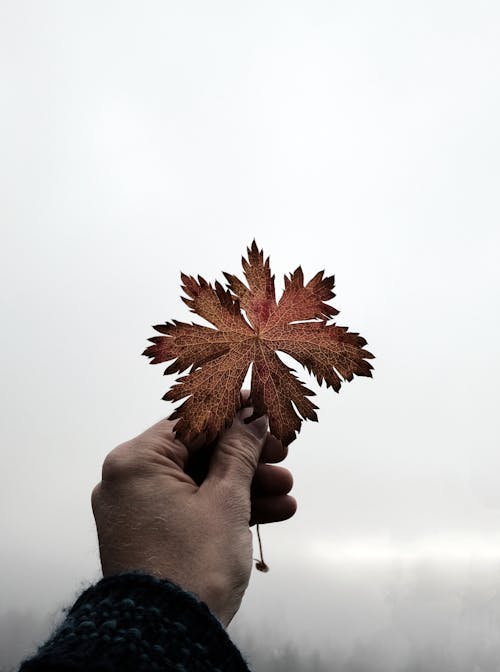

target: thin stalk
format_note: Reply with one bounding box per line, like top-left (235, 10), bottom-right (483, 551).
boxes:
top-left (254, 524), bottom-right (269, 572)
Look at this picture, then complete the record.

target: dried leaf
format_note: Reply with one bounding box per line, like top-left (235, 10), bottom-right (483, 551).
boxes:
top-left (143, 241), bottom-right (374, 445)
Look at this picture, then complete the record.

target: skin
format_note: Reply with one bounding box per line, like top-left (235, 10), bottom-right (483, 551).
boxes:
top-left (91, 403), bottom-right (296, 627)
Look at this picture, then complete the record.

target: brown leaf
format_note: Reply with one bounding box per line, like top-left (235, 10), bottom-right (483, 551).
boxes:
top-left (143, 241), bottom-right (374, 445)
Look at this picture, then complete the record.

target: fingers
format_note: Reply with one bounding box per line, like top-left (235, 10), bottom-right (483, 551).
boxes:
top-left (250, 495), bottom-right (297, 525)
top-left (132, 410), bottom-right (285, 487)
top-left (190, 430), bottom-right (287, 465)
top-left (186, 431), bottom-right (287, 484)
top-left (260, 434), bottom-right (288, 464)
top-left (250, 464), bottom-right (296, 524)
top-left (252, 464), bottom-right (293, 496)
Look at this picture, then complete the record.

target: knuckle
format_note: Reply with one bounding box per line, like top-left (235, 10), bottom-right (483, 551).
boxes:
top-left (101, 441), bottom-right (137, 481)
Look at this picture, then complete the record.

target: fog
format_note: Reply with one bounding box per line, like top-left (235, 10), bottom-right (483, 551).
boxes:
top-left (235, 559), bottom-right (500, 671)
top-left (5, 558), bottom-right (500, 670)
top-left (1, 1), bottom-right (500, 670)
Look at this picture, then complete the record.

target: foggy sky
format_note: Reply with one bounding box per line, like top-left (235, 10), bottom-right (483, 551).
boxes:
top-left (1, 1), bottom-right (500, 669)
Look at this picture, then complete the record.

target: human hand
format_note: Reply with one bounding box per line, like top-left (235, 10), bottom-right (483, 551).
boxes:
top-left (91, 404), bottom-right (296, 626)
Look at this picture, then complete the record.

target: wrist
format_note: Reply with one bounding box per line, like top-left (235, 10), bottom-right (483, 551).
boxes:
top-left (101, 559), bottom-right (242, 627)
top-left (194, 571), bottom-right (245, 627)
top-left (159, 567), bottom-right (243, 627)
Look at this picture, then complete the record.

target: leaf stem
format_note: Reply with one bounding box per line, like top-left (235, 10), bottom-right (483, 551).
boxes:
top-left (254, 524), bottom-right (269, 572)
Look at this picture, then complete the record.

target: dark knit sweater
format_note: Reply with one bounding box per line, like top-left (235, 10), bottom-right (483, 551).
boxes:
top-left (19, 572), bottom-right (251, 671)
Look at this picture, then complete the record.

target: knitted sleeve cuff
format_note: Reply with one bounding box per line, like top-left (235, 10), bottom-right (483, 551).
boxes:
top-left (19, 571), bottom-right (250, 672)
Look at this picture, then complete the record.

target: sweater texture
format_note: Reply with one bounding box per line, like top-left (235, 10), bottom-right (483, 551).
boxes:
top-left (19, 572), bottom-right (250, 671)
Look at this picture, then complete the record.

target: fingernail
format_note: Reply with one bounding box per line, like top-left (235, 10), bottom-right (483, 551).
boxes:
top-left (246, 415), bottom-right (269, 439)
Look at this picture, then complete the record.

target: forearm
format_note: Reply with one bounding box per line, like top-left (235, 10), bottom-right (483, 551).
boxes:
top-left (19, 572), bottom-right (250, 672)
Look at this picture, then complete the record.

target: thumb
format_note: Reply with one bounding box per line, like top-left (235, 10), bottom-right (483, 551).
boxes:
top-left (206, 410), bottom-right (269, 488)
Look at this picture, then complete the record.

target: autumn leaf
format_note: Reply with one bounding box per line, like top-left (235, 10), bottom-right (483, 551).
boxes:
top-left (143, 241), bottom-right (374, 446)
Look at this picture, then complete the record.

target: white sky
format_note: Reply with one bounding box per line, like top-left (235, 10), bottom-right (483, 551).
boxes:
top-left (1, 0), bottom-right (500, 665)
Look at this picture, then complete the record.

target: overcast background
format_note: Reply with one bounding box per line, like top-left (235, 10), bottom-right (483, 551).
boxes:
top-left (1, 1), bottom-right (499, 670)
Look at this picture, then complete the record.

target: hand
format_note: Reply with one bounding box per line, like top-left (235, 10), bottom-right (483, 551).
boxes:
top-left (91, 406), bottom-right (296, 626)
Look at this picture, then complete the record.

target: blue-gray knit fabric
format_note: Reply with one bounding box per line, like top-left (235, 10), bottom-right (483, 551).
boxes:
top-left (19, 572), bottom-right (251, 671)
